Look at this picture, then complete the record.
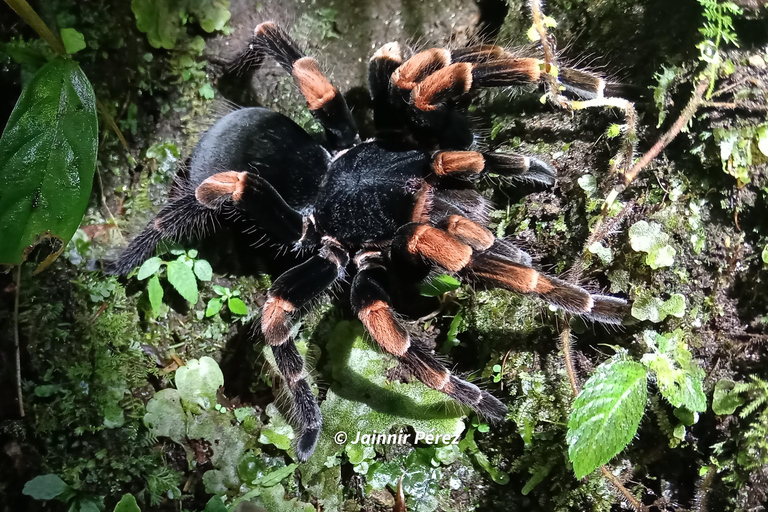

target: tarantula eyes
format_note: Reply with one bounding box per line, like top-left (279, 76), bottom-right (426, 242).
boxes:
top-left (110, 21), bottom-right (628, 461)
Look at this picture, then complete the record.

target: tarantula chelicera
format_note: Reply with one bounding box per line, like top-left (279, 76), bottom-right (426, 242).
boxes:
top-left (110, 22), bottom-right (628, 461)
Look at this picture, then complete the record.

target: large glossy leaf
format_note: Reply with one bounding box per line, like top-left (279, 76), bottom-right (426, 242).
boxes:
top-left (567, 359), bottom-right (647, 478)
top-left (0, 57), bottom-right (98, 266)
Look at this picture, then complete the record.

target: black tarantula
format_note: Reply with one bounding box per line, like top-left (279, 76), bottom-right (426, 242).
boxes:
top-left (110, 22), bottom-right (628, 461)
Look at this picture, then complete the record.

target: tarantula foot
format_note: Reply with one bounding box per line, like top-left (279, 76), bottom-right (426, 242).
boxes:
top-left (586, 295), bottom-right (629, 325)
top-left (296, 427), bottom-right (321, 462)
top-left (477, 392), bottom-right (508, 423)
top-left (525, 156), bottom-right (556, 186)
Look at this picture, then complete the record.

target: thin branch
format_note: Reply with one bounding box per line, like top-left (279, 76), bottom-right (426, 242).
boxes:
top-left (600, 466), bottom-right (644, 511)
top-left (14, 264), bottom-right (25, 418)
top-left (608, 79), bottom-right (710, 204)
top-left (4, 0), bottom-right (66, 56)
top-left (560, 324), bottom-right (579, 396)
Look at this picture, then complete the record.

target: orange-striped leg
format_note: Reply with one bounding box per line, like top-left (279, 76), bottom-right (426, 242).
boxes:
top-left (262, 254), bottom-right (341, 460)
top-left (369, 42), bottom-right (405, 135)
top-left (393, 221), bottom-right (628, 324)
top-left (351, 267), bottom-right (507, 420)
top-left (233, 22), bottom-right (358, 149)
top-left (195, 171), bottom-right (303, 245)
top-left (411, 58), bottom-right (541, 111)
top-left (430, 150), bottom-right (555, 186)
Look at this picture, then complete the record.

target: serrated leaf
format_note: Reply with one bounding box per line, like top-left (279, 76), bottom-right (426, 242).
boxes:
top-left (205, 297), bottom-right (223, 317)
top-left (147, 275), bottom-right (164, 318)
top-left (22, 474), bottom-right (69, 500)
top-left (113, 494), bottom-right (141, 512)
top-left (167, 259), bottom-right (198, 304)
top-left (137, 256), bottom-right (162, 280)
top-left (567, 359), bottom-right (647, 478)
top-left (227, 297), bottom-right (247, 315)
top-left (131, 0), bottom-right (183, 49)
top-left (0, 58), bottom-right (98, 266)
top-left (193, 259), bottom-right (213, 281)
top-left (420, 274), bottom-right (461, 297)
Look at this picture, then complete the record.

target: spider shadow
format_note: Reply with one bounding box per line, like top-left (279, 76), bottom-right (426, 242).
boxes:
top-left (319, 320), bottom-right (467, 423)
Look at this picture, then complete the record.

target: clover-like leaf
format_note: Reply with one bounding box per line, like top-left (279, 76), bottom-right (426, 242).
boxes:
top-left (131, 0), bottom-right (183, 49)
top-left (567, 359), bottom-right (647, 478)
top-left (167, 259), bottom-right (199, 304)
top-left (175, 356), bottom-right (224, 410)
top-left (188, 0), bottom-right (231, 32)
top-left (641, 330), bottom-right (706, 412)
top-left (712, 379), bottom-right (745, 415)
top-left (0, 58), bottom-right (98, 266)
top-left (629, 220), bottom-right (676, 269)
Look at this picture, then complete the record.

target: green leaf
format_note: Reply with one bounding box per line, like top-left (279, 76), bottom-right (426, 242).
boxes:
top-left (567, 359), bottom-right (648, 478)
top-left (187, 0), bottom-right (231, 32)
top-left (22, 474), bottom-right (70, 500)
top-left (137, 256), bottom-right (163, 280)
top-left (255, 463), bottom-right (298, 487)
top-left (113, 494), bottom-right (141, 512)
top-left (131, 0), bottom-right (183, 49)
top-left (61, 28), bottom-right (86, 54)
top-left (193, 259), bottom-right (213, 281)
top-left (712, 379), bottom-right (745, 415)
top-left (203, 496), bottom-right (227, 512)
top-left (205, 297), bottom-right (223, 317)
top-left (641, 330), bottom-right (706, 412)
top-left (420, 274), bottom-right (461, 297)
top-left (629, 221), bottom-right (676, 269)
top-left (147, 275), bottom-right (164, 318)
top-left (762, 244), bottom-right (768, 265)
top-left (0, 58), bottom-right (98, 266)
top-left (167, 259), bottom-right (198, 304)
top-left (175, 356), bottom-right (224, 410)
top-left (227, 297), bottom-right (247, 315)
top-left (607, 124), bottom-right (622, 138)
top-left (198, 83), bottom-right (215, 100)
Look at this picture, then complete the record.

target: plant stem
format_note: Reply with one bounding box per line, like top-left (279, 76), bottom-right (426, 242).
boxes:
top-left (4, 0), bottom-right (66, 56)
top-left (14, 264), bottom-right (25, 418)
top-left (600, 467), bottom-right (643, 510)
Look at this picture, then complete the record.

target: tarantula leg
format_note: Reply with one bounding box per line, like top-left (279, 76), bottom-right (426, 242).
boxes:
top-left (470, 251), bottom-right (628, 324)
top-left (393, 222), bottom-right (628, 324)
top-left (431, 151), bottom-right (555, 186)
top-left (369, 42), bottom-right (405, 135)
top-left (243, 22), bottom-right (359, 149)
top-left (107, 191), bottom-right (215, 275)
top-left (351, 267), bottom-right (507, 421)
top-left (411, 59), bottom-right (541, 111)
top-left (558, 67), bottom-right (639, 100)
top-left (262, 254), bottom-right (340, 461)
top-left (195, 171), bottom-right (303, 245)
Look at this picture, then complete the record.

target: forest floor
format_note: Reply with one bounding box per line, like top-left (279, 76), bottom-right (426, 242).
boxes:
top-left (1, 0), bottom-right (768, 511)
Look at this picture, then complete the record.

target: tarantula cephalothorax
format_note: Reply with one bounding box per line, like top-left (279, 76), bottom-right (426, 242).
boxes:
top-left (110, 22), bottom-right (628, 461)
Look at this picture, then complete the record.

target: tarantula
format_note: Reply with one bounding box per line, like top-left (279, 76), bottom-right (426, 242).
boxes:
top-left (110, 22), bottom-right (628, 461)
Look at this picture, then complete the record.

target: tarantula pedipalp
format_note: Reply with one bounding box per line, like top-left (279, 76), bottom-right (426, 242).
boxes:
top-left (109, 22), bottom-right (628, 461)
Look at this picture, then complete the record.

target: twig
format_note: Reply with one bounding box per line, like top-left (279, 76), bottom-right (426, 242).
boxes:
top-left (603, 78), bottom-right (710, 210)
top-left (560, 324), bottom-right (579, 396)
top-left (4, 0), bottom-right (66, 56)
top-left (14, 265), bottom-right (24, 418)
top-left (600, 466), bottom-right (644, 511)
